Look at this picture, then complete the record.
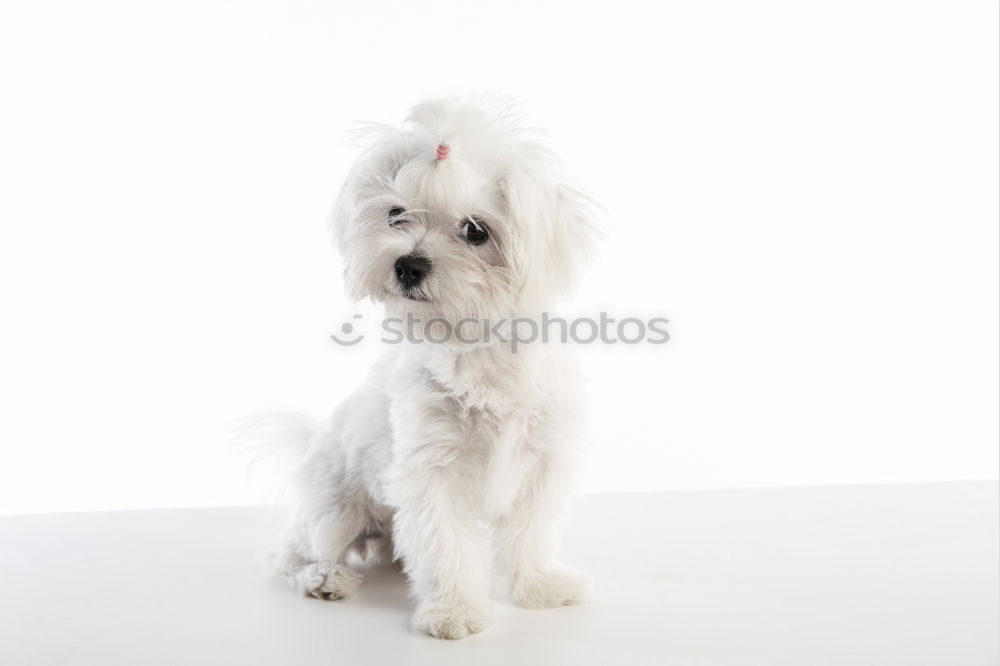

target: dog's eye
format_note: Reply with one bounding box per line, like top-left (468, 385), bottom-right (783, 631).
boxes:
top-left (462, 217), bottom-right (489, 245)
top-left (388, 207), bottom-right (406, 226)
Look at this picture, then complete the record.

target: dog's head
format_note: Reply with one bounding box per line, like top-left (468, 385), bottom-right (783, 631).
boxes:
top-left (329, 98), bottom-right (597, 323)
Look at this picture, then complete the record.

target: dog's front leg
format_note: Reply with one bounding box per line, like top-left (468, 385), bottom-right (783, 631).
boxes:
top-left (389, 451), bottom-right (494, 639)
top-left (493, 456), bottom-right (590, 609)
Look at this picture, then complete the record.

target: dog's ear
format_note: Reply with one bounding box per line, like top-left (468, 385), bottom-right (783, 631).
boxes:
top-left (327, 168), bottom-right (356, 258)
top-left (326, 131), bottom-right (409, 303)
top-left (498, 164), bottom-right (600, 308)
top-left (327, 124), bottom-right (407, 256)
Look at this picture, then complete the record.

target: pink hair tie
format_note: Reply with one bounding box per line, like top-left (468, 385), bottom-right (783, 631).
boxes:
top-left (435, 144), bottom-right (450, 161)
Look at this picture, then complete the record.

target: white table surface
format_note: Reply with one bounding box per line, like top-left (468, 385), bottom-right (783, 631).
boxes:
top-left (1, 481), bottom-right (997, 666)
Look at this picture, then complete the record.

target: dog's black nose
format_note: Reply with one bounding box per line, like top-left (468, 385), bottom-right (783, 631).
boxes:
top-left (394, 255), bottom-right (431, 290)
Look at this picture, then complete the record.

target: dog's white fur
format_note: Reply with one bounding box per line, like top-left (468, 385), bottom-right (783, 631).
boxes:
top-left (265, 98), bottom-right (597, 639)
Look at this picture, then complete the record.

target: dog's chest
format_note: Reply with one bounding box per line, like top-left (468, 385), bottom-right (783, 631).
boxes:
top-left (479, 419), bottom-right (530, 518)
top-left (421, 346), bottom-right (552, 516)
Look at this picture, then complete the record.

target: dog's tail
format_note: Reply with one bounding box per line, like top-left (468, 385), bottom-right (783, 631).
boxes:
top-left (229, 410), bottom-right (318, 465)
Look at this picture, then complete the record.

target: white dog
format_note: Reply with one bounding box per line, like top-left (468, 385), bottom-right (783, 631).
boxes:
top-left (264, 98), bottom-right (597, 639)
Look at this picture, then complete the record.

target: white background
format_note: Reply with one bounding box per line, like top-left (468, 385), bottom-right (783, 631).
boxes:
top-left (0, 0), bottom-right (996, 514)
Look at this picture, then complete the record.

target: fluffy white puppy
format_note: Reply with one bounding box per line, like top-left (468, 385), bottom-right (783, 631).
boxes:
top-left (269, 98), bottom-right (597, 639)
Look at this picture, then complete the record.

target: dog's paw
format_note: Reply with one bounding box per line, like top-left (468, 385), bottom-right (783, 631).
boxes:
top-left (512, 567), bottom-right (589, 609)
top-left (412, 601), bottom-right (494, 639)
top-left (296, 562), bottom-right (362, 601)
